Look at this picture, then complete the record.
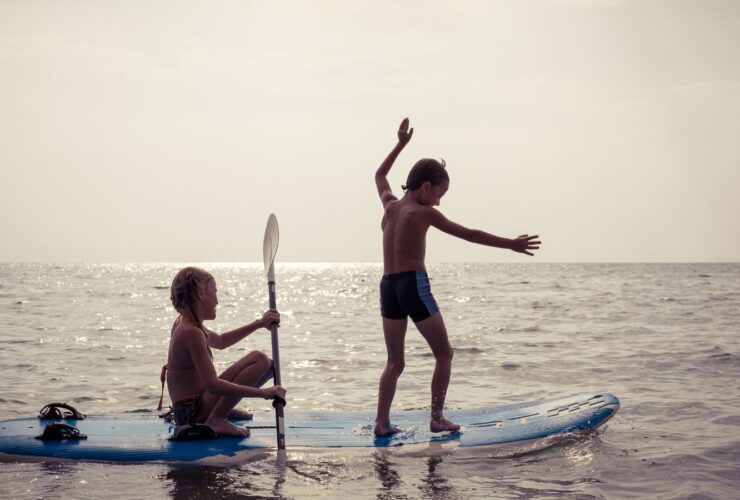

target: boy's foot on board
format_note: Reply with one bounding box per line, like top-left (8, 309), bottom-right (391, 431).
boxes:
top-left (374, 423), bottom-right (403, 437)
top-left (228, 408), bottom-right (253, 420)
top-left (205, 417), bottom-right (251, 438)
top-left (430, 417), bottom-right (461, 433)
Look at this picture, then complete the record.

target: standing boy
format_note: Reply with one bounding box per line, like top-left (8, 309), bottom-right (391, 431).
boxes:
top-left (374, 118), bottom-right (541, 436)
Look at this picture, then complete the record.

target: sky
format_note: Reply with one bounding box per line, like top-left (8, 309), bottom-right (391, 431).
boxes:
top-left (1, 0), bottom-right (738, 263)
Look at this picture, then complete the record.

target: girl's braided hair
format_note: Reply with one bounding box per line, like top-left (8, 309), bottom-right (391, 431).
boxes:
top-left (170, 267), bottom-right (213, 327)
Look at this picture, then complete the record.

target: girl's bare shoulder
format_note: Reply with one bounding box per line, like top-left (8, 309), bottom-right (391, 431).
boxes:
top-left (172, 321), bottom-right (203, 341)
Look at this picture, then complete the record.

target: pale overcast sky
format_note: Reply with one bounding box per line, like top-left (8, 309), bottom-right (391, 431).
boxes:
top-left (1, 0), bottom-right (738, 263)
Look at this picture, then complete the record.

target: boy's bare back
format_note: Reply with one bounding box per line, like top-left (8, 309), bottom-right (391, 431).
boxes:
top-left (382, 198), bottom-right (434, 274)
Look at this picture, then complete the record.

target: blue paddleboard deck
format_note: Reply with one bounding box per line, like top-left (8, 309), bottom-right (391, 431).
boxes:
top-left (0, 392), bottom-right (619, 464)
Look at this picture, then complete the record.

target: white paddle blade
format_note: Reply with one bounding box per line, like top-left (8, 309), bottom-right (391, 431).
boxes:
top-left (262, 213), bottom-right (280, 281)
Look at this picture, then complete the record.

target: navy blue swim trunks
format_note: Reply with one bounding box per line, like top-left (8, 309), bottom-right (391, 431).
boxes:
top-left (380, 271), bottom-right (440, 323)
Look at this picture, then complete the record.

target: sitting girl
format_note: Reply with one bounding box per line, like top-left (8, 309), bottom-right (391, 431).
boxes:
top-left (161, 266), bottom-right (286, 437)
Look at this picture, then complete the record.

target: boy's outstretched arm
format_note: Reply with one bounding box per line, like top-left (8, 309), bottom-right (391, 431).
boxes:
top-left (375, 118), bottom-right (414, 206)
top-left (429, 210), bottom-right (541, 256)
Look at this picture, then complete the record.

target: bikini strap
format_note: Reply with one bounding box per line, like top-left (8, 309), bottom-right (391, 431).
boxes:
top-left (157, 364), bottom-right (167, 411)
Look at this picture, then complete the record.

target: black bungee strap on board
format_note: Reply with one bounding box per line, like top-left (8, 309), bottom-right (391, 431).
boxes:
top-left (38, 402), bottom-right (86, 420)
top-left (168, 424), bottom-right (219, 441)
top-left (35, 422), bottom-right (88, 441)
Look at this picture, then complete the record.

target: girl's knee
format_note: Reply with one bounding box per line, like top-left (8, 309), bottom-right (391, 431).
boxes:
top-left (239, 350), bottom-right (271, 374)
top-left (251, 350), bottom-right (272, 370)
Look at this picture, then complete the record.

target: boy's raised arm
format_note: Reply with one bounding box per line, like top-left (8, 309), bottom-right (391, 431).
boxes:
top-left (375, 118), bottom-right (414, 205)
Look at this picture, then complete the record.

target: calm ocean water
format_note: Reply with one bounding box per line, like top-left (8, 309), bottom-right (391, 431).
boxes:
top-left (1, 262), bottom-right (738, 499)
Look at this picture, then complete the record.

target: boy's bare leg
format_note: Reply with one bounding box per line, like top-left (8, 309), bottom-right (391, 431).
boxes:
top-left (375, 317), bottom-right (408, 436)
top-left (416, 312), bottom-right (460, 433)
top-left (199, 351), bottom-right (272, 437)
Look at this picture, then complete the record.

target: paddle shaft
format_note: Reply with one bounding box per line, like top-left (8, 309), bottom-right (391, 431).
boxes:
top-left (267, 279), bottom-right (286, 460)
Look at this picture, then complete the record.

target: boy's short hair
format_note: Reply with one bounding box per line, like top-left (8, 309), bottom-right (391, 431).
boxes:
top-left (402, 158), bottom-right (448, 192)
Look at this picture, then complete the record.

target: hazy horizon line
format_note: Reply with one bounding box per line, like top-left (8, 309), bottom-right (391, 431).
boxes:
top-left (1, 260), bottom-right (738, 265)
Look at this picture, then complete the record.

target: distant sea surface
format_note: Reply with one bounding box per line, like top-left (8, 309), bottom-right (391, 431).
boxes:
top-left (1, 263), bottom-right (738, 499)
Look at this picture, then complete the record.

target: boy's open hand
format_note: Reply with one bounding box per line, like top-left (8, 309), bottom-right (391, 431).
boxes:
top-left (398, 117), bottom-right (413, 145)
top-left (511, 234), bottom-right (541, 256)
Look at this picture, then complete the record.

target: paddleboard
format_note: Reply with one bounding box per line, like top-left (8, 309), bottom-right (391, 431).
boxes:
top-left (0, 392), bottom-right (619, 464)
